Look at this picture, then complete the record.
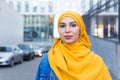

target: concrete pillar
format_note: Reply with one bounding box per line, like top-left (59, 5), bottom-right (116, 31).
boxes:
top-left (91, 16), bottom-right (96, 36)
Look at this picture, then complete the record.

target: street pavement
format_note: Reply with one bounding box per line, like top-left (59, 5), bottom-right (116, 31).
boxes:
top-left (0, 57), bottom-right (41, 80)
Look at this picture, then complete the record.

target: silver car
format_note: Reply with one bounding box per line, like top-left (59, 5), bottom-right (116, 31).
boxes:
top-left (33, 47), bottom-right (43, 57)
top-left (0, 45), bottom-right (24, 67)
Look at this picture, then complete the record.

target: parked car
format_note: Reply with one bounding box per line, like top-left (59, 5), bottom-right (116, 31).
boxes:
top-left (39, 45), bottom-right (51, 54)
top-left (17, 44), bottom-right (35, 60)
top-left (0, 45), bottom-right (24, 67)
top-left (33, 47), bottom-right (43, 57)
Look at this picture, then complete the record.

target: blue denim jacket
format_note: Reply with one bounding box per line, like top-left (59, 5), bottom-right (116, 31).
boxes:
top-left (35, 54), bottom-right (58, 80)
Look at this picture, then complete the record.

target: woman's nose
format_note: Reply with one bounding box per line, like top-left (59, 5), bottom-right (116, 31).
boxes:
top-left (65, 26), bottom-right (70, 33)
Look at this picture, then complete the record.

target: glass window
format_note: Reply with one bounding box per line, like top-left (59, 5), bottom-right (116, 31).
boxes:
top-left (106, 0), bottom-right (110, 12)
top-left (33, 16), bottom-right (39, 27)
top-left (89, 0), bottom-right (93, 8)
top-left (40, 2), bottom-right (45, 12)
top-left (23, 15), bottom-right (54, 42)
top-left (17, 1), bottom-right (21, 12)
top-left (114, 0), bottom-right (118, 12)
top-left (25, 1), bottom-right (29, 12)
top-left (40, 16), bottom-right (45, 27)
top-left (9, 1), bottom-right (13, 8)
top-left (81, 0), bottom-right (86, 12)
top-left (48, 1), bottom-right (53, 12)
top-left (33, 6), bottom-right (37, 12)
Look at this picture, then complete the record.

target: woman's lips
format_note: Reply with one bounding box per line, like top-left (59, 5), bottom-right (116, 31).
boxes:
top-left (64, 35), bottom-right (72, 39)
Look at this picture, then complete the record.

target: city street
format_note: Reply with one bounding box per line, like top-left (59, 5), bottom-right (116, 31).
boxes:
top-left (0, 57), bottom-right (41, 80)
top-left (0, 0), bottom-right (120, 79)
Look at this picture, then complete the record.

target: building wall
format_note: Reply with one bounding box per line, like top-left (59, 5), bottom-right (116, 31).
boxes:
top-left (0, 0), bottom-right (23, 45)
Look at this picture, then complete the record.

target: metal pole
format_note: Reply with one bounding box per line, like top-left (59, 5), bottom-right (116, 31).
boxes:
top-left (118, 0), bottom-right (120, 43)
top-left (96, 4), bottom-right (99, 37)
top-left (96, 13), bottom-right (98, 37)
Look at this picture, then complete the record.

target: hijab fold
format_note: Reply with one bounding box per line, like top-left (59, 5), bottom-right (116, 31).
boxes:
top-left (48, 11), bottom-right (112, 80)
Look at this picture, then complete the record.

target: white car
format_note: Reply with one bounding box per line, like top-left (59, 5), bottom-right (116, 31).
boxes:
top-left (0, 45), bottom-right (24, 67)
top-left (34, 48), bottom-right (43, 57)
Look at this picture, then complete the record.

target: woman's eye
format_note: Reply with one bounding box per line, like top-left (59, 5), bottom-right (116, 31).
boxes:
top-left (71, 24), bottom-right (77, 27)
top-left (60, 25), bottom-right (65, 28)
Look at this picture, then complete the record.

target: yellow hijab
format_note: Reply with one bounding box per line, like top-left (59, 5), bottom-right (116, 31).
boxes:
top-left (48, 11), bottom-right (112, 80)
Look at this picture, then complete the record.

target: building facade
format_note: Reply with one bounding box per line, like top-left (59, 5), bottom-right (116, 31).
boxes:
top-left (84, 0), bottom-right (118, 39)
top-left (3, 0), bottom-right (119, 43)
top-left (5, 0), bottom-right (55, 42)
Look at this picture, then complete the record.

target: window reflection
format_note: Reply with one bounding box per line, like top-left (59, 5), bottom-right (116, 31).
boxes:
top-left (24, 15), bottom-right (54, 42)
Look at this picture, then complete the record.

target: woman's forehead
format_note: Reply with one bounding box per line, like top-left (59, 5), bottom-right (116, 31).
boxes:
top-left (60, 17), bottom-right (76, 23)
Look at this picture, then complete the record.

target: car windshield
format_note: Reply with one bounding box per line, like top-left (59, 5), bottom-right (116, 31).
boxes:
top-left (0, 47), bottom-right (12, 52)
top-left (18, 44), bottom-right (30, 50)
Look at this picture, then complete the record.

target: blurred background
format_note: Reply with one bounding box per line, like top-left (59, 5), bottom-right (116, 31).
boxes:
top-left (0, 0), bottom-right (120, 80)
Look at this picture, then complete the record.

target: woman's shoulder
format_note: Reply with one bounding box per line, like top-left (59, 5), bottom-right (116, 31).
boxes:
top-left (39, 53), bottom-right (51, 74)
top-left (40, 53), bottom-right (50, 66)
top-left (41, 53), bottom-right (48, 63)
top-left (36, 53), bottom-right (58, 80)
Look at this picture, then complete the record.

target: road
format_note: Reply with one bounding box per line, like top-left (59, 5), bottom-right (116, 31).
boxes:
top-left (0, 57), bottom-right (41, 80)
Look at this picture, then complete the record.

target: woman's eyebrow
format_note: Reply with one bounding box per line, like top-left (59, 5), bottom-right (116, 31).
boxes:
top-left (60, 21), bottom-right (76, 24)
top-left (60, 22), bottom-right (65, 24)
top-left (70, 21), bottom-right (76, 24)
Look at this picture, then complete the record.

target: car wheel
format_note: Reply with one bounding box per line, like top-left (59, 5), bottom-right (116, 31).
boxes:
top-left (10, 59), bottom-right (14, 67)
top-left (32, 55), bottom-right (35, 59)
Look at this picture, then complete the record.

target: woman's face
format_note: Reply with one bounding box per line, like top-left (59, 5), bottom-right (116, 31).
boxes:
top-left (58, 17), bottom-right (80, 44)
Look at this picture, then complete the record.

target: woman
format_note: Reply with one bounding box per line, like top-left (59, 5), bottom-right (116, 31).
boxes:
top-left (35, 11), bottom-right (112, 80)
